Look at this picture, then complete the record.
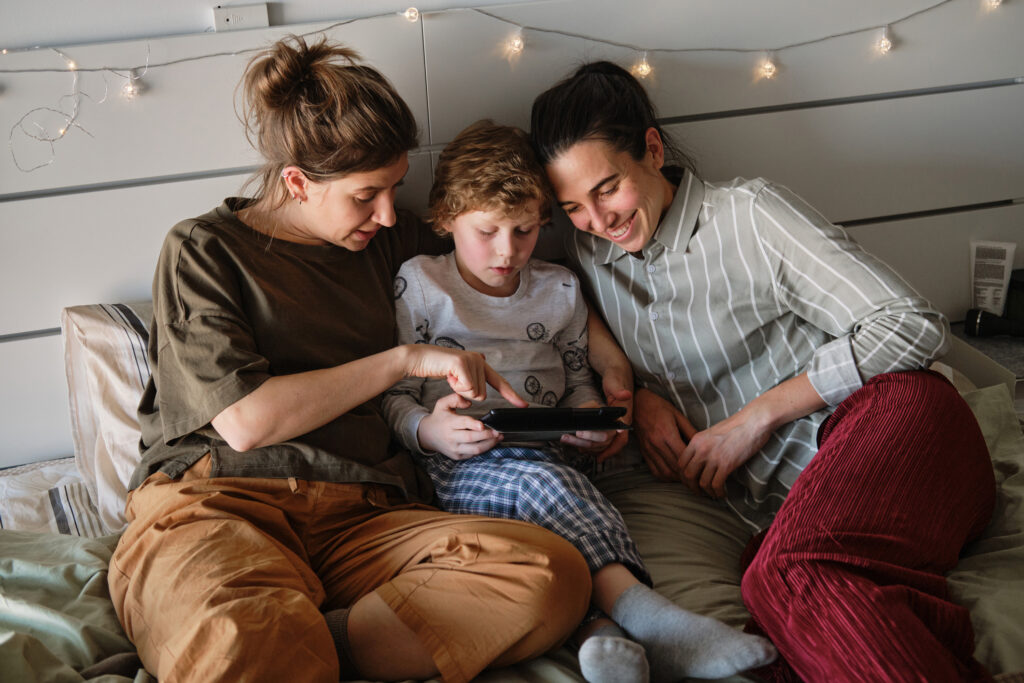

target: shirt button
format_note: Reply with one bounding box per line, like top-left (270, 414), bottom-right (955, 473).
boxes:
top-left (649, 311), bottom-right (658, 321)
top-left (646, 265), bottom-right (656, 273)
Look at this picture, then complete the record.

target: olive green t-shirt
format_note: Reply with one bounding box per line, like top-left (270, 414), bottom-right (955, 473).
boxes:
top-left (131, 198), bottom-right (446, 500)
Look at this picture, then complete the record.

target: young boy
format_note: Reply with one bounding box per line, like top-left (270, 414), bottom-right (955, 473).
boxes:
top-left (382, 120), bottom-right (775, 683)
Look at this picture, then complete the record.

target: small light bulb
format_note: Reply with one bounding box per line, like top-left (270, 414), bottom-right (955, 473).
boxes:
top-left (2, 49), bottom-right (8, 55)
top-left (632, 53), bottom-right (652, 78)
top-left (403, 7), bottom-right (419, 22)
top-left (59, 127), bottom-right (67, 136)
top-left (507, 32), bottom-right (524, 55)
top-left (876, 27), bottom-right (893, 54)
top-left (121, 69), bottom-right (143, 99)
top-left (67, 60), bottom-right (77, 70)
top-left (759, 55), bottom-right (777, 80)
top-left (986, 0), bottom-right (1002, 8)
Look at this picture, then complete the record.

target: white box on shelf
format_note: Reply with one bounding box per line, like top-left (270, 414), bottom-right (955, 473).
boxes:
top-left (943, 336), bottom-right (1023, 419)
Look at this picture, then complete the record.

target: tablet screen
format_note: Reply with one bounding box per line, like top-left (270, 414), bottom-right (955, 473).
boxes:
top-left (480, 407), bottom-right (631, 440)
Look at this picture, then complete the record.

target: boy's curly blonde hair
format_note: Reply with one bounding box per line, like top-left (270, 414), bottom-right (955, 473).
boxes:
top-left (428, 120), bottom-right (552, 234)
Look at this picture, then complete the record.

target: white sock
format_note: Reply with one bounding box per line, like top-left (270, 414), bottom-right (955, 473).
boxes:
top-left (579, 624), bottom-right (649, 683)
top-left (611, 584), bottom-right (777, 681)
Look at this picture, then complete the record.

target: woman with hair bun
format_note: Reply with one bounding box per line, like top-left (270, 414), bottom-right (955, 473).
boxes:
top-left (531, 60), bottom-right (996, 682)
top-left (108, 35), bottom-right (591, 683)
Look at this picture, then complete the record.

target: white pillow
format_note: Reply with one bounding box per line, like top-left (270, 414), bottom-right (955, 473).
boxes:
top-left (61, 302), bottom-right (153, 534)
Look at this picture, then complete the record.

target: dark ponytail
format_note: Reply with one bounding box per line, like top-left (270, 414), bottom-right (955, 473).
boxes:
top-left (530, 61), bottom-right (696, 175)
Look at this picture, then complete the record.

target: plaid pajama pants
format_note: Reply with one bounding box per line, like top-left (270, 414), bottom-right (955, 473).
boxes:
top-left (418, 446), bottom-right (650, 586)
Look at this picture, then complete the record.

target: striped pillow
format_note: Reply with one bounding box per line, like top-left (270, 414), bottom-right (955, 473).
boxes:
top-left (61, 302), bottom-right (153, 535)
top-left (0, 457), bottom-right (105, 537)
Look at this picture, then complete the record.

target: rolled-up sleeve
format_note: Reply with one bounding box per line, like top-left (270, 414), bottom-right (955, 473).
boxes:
top-left (753, 183), bottom-right (949, 406)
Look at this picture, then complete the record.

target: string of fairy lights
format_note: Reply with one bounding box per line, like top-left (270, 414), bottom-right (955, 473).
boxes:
top-left (468, 0), bottom-right (1006, 79)
top-left (0, 0), bottom-right (1010, 173)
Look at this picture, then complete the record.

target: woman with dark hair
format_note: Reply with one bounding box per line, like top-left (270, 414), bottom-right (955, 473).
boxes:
top-left (531, 60), bottom-right (996, 682)
top-left (107, 36), bottom-right (592, 683)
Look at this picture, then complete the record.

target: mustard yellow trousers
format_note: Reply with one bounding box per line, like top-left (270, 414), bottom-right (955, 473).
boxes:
top-left (109, 455), bottom-right (591, 683)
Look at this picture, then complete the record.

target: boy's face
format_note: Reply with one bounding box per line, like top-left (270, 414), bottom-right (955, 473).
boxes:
top-left (446, 200), bottom-right (543, 297)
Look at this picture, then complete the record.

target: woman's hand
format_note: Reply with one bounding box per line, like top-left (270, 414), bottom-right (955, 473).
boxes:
top-left (418, 393), bottom-right (502, 460)
top-left (677, 374), bottom-right (826, 498)
top-left (678, 407), bottom-right (773, 499)
top-left (403, 344), bottom-right (528, 407)
top-left (634, 388), bottom-right (698, 481)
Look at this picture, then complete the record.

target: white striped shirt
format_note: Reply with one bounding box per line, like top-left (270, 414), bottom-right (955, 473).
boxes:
top-left (564, 171), bottom-right (949, 529)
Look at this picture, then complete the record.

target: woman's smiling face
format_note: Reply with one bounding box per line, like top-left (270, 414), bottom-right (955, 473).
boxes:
top-left (545, 129), bottom-right (675, 254)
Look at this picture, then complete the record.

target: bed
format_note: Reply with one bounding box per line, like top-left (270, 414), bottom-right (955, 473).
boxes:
top-left (2, 301), bottom-right (1023, 682)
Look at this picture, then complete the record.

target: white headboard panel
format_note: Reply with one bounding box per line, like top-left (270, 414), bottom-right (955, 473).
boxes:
top-left (0, 336), bottom-right (69, 459)
top-left (672, 85), bottom-right (1024, 223)
top-left (848, 203), bottom-right (1024, 316)
top-left (1, 0), bottom-right (1021, 466)
top-left (1, 16), bottom-right (427, 197)
top-left (0, 154), bottom-right (435, 339)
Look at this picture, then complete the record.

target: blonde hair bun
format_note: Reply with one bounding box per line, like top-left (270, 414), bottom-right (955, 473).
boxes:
top-left (239, 35), bottom-right (418, 207)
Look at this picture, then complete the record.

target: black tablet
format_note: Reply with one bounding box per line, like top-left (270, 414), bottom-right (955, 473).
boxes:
top-left (480, 407), bottom-right (631, 441)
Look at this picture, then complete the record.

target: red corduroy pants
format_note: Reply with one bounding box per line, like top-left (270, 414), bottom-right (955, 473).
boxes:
top-left (741, 370), bottom-right (996, 683)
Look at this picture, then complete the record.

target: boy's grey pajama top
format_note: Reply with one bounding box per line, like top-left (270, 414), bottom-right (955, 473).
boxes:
top-left (382, 253), bottom-right (648, 581)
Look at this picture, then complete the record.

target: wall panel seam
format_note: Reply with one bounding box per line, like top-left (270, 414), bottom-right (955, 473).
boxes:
top-left (0, 328), bottom-right (62, 343)
top-left (663, 77), bottom-right (1023, 124)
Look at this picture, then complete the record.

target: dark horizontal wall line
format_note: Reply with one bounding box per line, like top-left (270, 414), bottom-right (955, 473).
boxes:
top-left (1, 144), bottom-right (440, 203)
top-left (661, 77), bottom-right (1023, 125)
top-left (0, 327), bottom-right (61, 343)
top-left (839, 198), bottom-right (1019, 228)
top-left (0, 166), bottom-right (258, 204)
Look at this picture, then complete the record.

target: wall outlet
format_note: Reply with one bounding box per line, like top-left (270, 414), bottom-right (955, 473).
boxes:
top-left (213, 4), bottom-right (269, 32)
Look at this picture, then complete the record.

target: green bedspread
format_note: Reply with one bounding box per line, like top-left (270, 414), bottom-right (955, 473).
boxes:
top-left (0, 531), bottom-right (150, 682)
